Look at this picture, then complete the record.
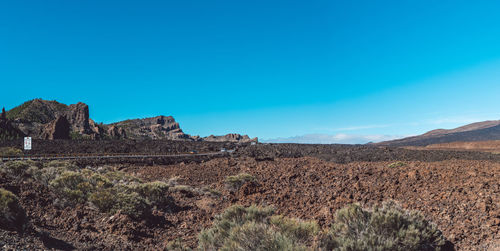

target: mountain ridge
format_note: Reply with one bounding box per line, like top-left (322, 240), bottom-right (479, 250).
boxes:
top-left (378, 120), bottom-right (500, 146)
top-left (2, 99), bottom-right (257, 143)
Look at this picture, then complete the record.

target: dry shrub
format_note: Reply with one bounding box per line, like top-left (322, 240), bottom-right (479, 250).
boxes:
top-left (318, 201), bottom-right (447, 251)
top-left (89, 186), bottom-right (150, 219)
top-left (388, 161), bottom-right (406, 168)
top-left (0, 147), bottom-right (22, 157)
top-left (0, 188), bottom-right (26, 231)
top-left (1, 160), bottom-right (36, 178)
top-left (224, 173), bottom-right (256, 192)
top-left (198, 205), bottom-right (315, 251)
top-left (131, 181), bottom-right (171, 207)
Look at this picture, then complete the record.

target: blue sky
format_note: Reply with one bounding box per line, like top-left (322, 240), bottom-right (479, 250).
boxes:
top-left (2, 0), bottom-right (500, 142)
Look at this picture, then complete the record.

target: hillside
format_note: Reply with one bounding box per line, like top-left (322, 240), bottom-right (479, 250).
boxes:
top-left (2, 99), bottom-right (256, 142)
top-left (378, 120), bottom-right (500, 146)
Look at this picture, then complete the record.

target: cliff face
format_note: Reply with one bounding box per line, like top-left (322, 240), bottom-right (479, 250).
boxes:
top-left (3, 99), bottom-right (256, 142)
top-left (110, 116), bottom-right (191, 140)
top-left (6, 99), bottom-right (103, 139)
top-left (40, 115), bottom-right (71, 140)
top-left (203, 133), bottom-right (257, 143)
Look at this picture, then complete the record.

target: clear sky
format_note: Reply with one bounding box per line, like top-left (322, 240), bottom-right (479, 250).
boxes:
top-left (2, 0), bottom-right (500, 142)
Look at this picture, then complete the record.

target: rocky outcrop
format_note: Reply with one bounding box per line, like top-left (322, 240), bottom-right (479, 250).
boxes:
top-left (107, 125), bottom-right (127, 139)
top-left (41, 116), bottom-right (71, 140)
top-left (4, 99), bottom-right (256, 142)
top-left (203, 133), bottom-right (257, 143)
top-left (66, 102), bottom-right (92, 135)
top-left (110, 116), bottom-right (192, 140)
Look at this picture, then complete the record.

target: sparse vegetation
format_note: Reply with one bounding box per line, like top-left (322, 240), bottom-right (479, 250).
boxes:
top-left (0, 188), bottom-right (26, 231)
top-left (5, 99), bottom-right (68, 123)
top-left (0, 147), bottom-right (22, 157)
top-left (1, 160), bottom-right (36, 178)
top-left (166, 238), bottom-right (193, 251)
top-left (132, 181), bottom-right (172, 208)
top-left (388, 161), bottom-right (406, 168)
top-left (269, 215), bottom-right (319, 246)
top-left (49, 171), bottom-right (92, 205)
top-left (318, 201), bottom-right (447, 251)
top-left (224, 173), bottom-right (256, 192)
top-left (198, 205), bottom-right (315, 250)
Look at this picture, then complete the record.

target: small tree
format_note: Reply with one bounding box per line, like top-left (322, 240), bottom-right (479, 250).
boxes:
top-left (1, 107), bottom-right (6, 120)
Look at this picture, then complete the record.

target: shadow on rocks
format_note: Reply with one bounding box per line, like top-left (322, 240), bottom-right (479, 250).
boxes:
top-left (38, 231), bottom-right (75, 251)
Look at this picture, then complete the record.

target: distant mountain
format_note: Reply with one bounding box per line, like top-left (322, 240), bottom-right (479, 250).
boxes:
top-left (263, 133), bottom-right (401, 144)
top-left (2, 99), bottom-right (257, 142)
top-left (377, 120), bottom-right (500, 146)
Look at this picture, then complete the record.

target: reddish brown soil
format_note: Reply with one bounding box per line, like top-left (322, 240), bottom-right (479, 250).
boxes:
top-left (129, 157), bottom-right (500, 250)
top-left (1, 157), bottom-right (499, 250)
top-left (407, 140), bottom-right (500, 153)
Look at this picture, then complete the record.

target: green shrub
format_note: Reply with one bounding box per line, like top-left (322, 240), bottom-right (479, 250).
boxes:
top-left (224, 173), bottom-right (256, 192)
top-left (31, 165), bottom-right (68, 186)
top-left (0, 147), bottom-right (22, 157)
top-left (200, 186), bottom-right (222, 197)
top-left (199, 205), bottom-right (312, 250)
top-left (319, 201), bottom-right (447, 251)
top-left (44, 160), bottom-right (78, 170)
top-left (89, 173), bottom-right (113, 190)
top-left (131, 181), bottom-right (171, 207)
top-left (220, 221), bottom-right (301, 251)
top-left (49, 171), bottom-right (91, 204)
top-left (103, 170), bottom-right (141, 184)
top-left (1, 160), bottom-right (36, 177)
top-left (169, 185), bottom-right (196, 195)
top-left (0, 188), bottom-right (26, 231)
top-left (113, 191), bottom-right (150, 219)
top-left (166, 238), bottom-right (192, 251)
top-left (270, 215), bottom-right (319, 245)
top-left (388, 161), bottom-right (406, 168)
top-left (89, 188), bottom-right (116, 213)
top-left (89, 186), bottom-right (151, 218)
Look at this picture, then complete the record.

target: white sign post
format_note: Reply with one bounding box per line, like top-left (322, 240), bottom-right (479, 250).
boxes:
top-left (24, 137), bottom-right (32, 151)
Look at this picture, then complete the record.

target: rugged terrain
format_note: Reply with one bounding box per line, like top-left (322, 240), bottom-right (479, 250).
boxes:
top-left (379, 120), bottom-right (500, 146)
top-left (1, 99), bottom-right (257, 142)
top-left (407, 140), bottom-right (500, 153)
top-left (0, 143), bottom-right (499, 250)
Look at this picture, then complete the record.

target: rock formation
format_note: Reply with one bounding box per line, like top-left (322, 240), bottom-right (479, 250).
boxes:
top-left (66, 102), bottom-right (93, 135)
top-left (41, 116), bottom-right (71, 140)
top-left (203, 133), bottom-right (258, 143)
top-left (107, 125), bottom-right (127, 139)
top-left (4, 99), bottom-right (257, 142)
top-left (110, 116), bottom-right (191, 140)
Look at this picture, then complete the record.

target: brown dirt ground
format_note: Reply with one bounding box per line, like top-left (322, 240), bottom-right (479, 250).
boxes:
top-left (128, 157), bottom-right (500, 250)
top-left (1, 156), bottom-right (499, 250)
top-left (407, 140), bottom-right (500, 154)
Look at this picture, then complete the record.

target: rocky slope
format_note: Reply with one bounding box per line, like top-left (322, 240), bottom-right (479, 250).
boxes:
top-left (6, 99), bottom-right (105, 140)
top-left (0, 108), bottom-right (26, 140)
top-left (3, 99), bottom-right (256, 142)
top-left (109, 116), bottom-right (190, 140)
top-left (378, 120), bottom-right (500, 146)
